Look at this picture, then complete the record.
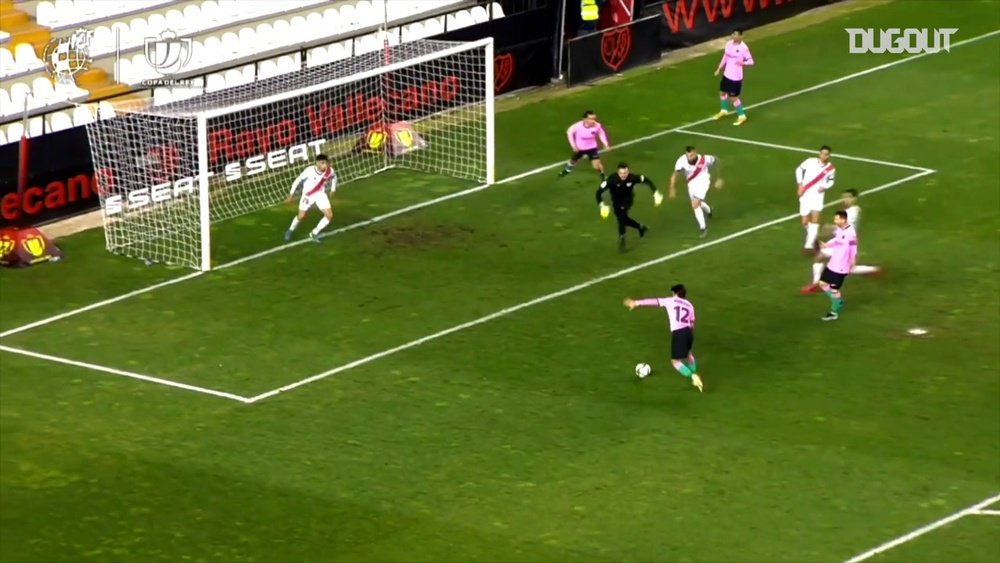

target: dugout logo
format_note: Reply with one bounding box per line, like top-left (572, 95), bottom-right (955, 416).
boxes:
top-left (494, 53), bottom-right (514, 93)
top-left (601, 27), bottom-right (632, 71)
top-left (845, 28), bottom-right (958, 54)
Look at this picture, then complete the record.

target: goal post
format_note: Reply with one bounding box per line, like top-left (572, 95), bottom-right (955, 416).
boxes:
top-left (85, 37), bottom-right (495, 271)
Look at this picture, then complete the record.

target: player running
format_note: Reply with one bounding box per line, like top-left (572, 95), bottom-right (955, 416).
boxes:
top-left (596, 162), bottom-right (661, 252)
top-left (285, 154), bottom-right (336, 243)
top-left (796, 145), bottom-right (836, 253)
top-left (802, 189), bottom-right (882, 293)
top-left (623, 284), bottom-right (704, 392)
top-left (669, 145), bottom-right (723, 238)
top-left (813, 210), bottom-right (857, 321)
top-left (559, 110), bottom-right (610, 179)
top-left (713, 29), bottom-right (754, 126)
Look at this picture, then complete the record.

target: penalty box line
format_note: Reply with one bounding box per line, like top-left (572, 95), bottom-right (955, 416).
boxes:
top-left (674, 129), bottom-right (937, 174)
top-left (1, 30), bottom-right (995, 343)
top-left (844, 492), bottom-right (1000, 563)
top-left (245, 168), bottom-right (936, 403)
top-left (0, 344), bottom-right (253, 404)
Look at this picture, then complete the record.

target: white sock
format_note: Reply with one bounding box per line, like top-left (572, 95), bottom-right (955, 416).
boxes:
top-left (852, 265), bottom-right (879, 274)
top-left (693, 207), bottom-right (706, 229)
top-left (311, 217), bottom-right (331, 236)
top-left (288, 217), bottom-right (300, 231)
top-left (812, 262), bottom-right (825, 284)
top-left (700, 201), bottom-right (712, 214)
top-left (804, 223), bottom-right (819, 248)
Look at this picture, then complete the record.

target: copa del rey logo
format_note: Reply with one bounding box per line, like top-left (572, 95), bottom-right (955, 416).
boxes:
top-left (846, 28), bottom-right (958, 54)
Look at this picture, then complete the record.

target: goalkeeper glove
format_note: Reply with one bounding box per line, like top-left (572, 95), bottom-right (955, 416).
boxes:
top-left (653, 191), bottom-right (664, 206)
top-left (599, 203), bottom-right (610, 219)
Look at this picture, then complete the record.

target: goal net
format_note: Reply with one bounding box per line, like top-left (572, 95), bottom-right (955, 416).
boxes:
top-left (84, 37), bottom-right (495, 270)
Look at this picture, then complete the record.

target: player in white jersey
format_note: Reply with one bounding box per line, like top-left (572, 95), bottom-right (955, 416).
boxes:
top-left (796, 145), bottom-right (836, 253)
top-left (801, 189), bottom-right (882, 293)
top-left (285, 154), bottom-right (337, 243)
top-left (669, 145), bottom-right (723, 238)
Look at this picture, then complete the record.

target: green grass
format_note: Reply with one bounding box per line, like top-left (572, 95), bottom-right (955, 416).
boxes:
top-left (2, 1), bottom-right (999, 561)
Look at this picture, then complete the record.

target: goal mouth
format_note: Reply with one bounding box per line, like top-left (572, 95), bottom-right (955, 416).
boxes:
top-left (83, 38), bottom-right (495, 271)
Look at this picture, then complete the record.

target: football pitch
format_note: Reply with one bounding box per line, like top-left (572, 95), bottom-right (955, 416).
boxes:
top-left (2, 1), bottom-right (999, 561)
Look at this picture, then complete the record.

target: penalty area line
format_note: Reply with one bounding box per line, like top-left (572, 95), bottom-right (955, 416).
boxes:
top-left (1, 29), bottom-right (996, 341)
top-left (843, 492), bottom-right (1000, 563)
top-left (245, 168), bottom-right (935, 403)
top-left (0, 344), bottom-right (252, 404)
top-left (674, 129), bottom-right (937, 174)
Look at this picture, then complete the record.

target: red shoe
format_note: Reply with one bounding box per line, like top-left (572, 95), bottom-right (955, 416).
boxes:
top-left (800, 284), bottom-right (820, 295)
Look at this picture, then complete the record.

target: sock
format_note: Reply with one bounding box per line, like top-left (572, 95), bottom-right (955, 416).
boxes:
top-left (693, 207), bottom-right (706, 229)
top-left (288, 217), bottom-right (301, 231)
top-left (804, 223), bottom-right (819, 248)
top-left (720, 96), bottom-right (730, 112)
top-left (564, 159), bottom-right (577, 172)
top-left (852, 265), bottom-right (879, 275)
top-left (672, 360), bottom-right (693, 378)
top-left (699, 201), bottom-right (712, 214)
top-left (825, 288), bottom-right (844, 313)
top-left (733, 98), bottom-right (745, 117)
top-left (686, 354), bottom-right (697, 373)
top-left (811, 262), bottom-right (825, 284)
top-left (311, 217), bottom-right (331, 236)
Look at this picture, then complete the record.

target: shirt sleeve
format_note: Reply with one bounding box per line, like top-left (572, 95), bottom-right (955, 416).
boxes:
top-left (597, 124), bottom-right (609, 146)
top-left (796, 159), bottom-right (809, 184)
top-left (638, 174), bottom-right (657, 192)
top-left (742, 44), bottom-right (754, 66)
top-left (674, 156), bottom-right (686, 173)
top-left (566, 123), bottom-right (578, 148)
top-left (290, 167), bottom-right (310, 195)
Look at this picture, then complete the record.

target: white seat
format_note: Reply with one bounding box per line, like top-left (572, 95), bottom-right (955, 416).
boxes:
top-left (165, 9), bottom-right (186, 34)
top-left (97, 101), bottom-right (116, 120)
top-left (449, 10), bottom-right (474, 30)
top-left (52, 0), bottom-right (74, 25)
top-left (27, 117), bottom-right (44, 137)
top-left (257, 59), bottom-right (279, 79)
top-left (110, 22), bottom-right (131, 49)
top-left (403, 22), bottom-right (424, 42)
top-left (9, 82), bottom-right (32, 113)
top-left (205, 72), bottom-right (226, 93)
top-left (0, 129), bottom-right (7, 145)
top-left (307, 46), bottom-right (327, 67)
top-left (255, 23), bottom-right (275, 47)
top-left (355, 1), bottom-right (378, 25)
top-left (153, 87), bottom-right (172, 105)
top-left (490, 2), bottom-right (506, 17)
top-left (183, 4), bottom-right (202, 27)
top-left (0, 48), bottom-right (15, 77)
top-left (6, 123), bottom-right (24, 142)
top-left (115, 58), bottom-right (133, 83)
top-left (276, 55), bottom-right (298, 74)
top-left (35, 1), bottom-right (57, 26)
top-left (72, 104), bottom-right (95, 126)
top-left (220, 31), bottom-right (240, 55)
top-left (355, 34), bottom-right (379, 55)
top-left (203, 36), bottom-right (224, 64)
top-left (131, 53), bottom-right (155, 79)
top-left (91, 25), bottom-right (114, 54)
top-left (224, 68), bottom-right (247, 87)
top-left (0, 89), bottom-right (12, 116)
top-left (306, 13), bottom-right (324, 36)
top-left (32, 76), bottom-right (56, 103)
top-left (129, 17), bottom-right (149, 43)
top-left (470, 6), bottom-right (488, 23)
top-left (289, 16), bottom-right (309, 38)
top-left (272, 19), bottom-right (290, 40)
top-left (238, 27), bottom-right (256, 51)
top-left (340, 4), bottom-right (358, 26)
top-left (327, 42), bottom-right (349, 62)
top-left (423, 18), bottom-right (444, 36)
top-left (48, 111), bottom-right (73, 131)
top-left (146, 13), bottom-right (167, 35)
top-left (201, 1), bottom-right (222, 25)
top-left (14, 43), bottom-right (41, 69)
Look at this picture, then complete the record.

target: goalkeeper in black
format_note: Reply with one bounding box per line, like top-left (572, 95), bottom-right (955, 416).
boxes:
top-left (596, 162), bottom-right (663, 251)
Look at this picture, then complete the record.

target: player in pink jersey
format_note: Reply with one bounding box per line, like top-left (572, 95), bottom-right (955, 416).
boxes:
top-left (623, 284), bottom-right (704, 392)
top-left (559, 110), bottom-right (610, 179)
top-left (285, 154), bottom-right (337, 243)
top-left (801, 189), bottom-right (882, 294)
top-left (713, 30), bottom-right (754, 126)
top-left (815, 210), bottom-right (858, 321)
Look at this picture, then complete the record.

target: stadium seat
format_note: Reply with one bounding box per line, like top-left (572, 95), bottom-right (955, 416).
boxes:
top-left (0, 48), bottom-right (15, 78)
top-left (31, 77), bottom-right (57, 104)
top-left (470, 6), bottom-right (489, 23)
top-left (147, 13), bottom-right (168, 36)
top-left (402, 22), bottom-right (424, 42)
top-left (446, 11), bottom-right (474, 31)
top-left (205, 72), bottom-right (226, 93)
top-left (9, 83), bottom-right (32, 113)
top-left (48, 111), bottom-right (73, 132)
top-left (165, 9), bottom-right (186, 34)
top-left (340, 4), bottom-right (358, 26)
top-left (27, 116), bottom-right (43, 137)
top-left (255, 23), bottom-right (275, 47)
top-left (238, 27), bottom-right (257, 51)
top-left (14, 43), bottom-right (42, 72)
top-left (306, 12), bottom-right (324, 37)
top-left (257, 59), bottom-right (280, 79)
top-left (131, 52), bottom-right (156, 80)
top-left (6, 122), bottom-right (24, 142)
top-left (72, 105), bottom-right (95, 126)
top-left (223, 68), bottom-right (247, 88)
top-left (0, 129), bottom-right (7, 146)
top-left (327, 42), bottom-right (349, 63)
top-left (307, 46), bottom-right (328, 67)
top-left (423, 18), bottom-right (444, 36)
top-left (272, 19), bottom-right (291, 43)
top-left (92, 25), bottom-right (114, 54)
top-left (355, 34), bottom-right (379, 55)
top-left (0, 89), bottom-right (12, 117)
top-left (97, 101), bottom-right (116, 120)
top-left (35, 1), bottom-right (57, 26)
top-left (491, 2), bottom-right (506, 17)
top-left (183, 5), bottom-right (202, 28)
top-left (129, 17), bottom-right (149, 47)
top-left (153, 87), bottom-right (173, 106)
top-left (203, 36), bottom-right (224, 64)
top-left (276, 54), bottom-right (299, 74)
top-left (220, 31), bottom-right (241, 55)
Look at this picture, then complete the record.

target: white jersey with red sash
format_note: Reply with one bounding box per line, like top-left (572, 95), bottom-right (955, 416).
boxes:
top-left (796, 157), bottom-right (835, 215)
top-left (675, 153), bottom-right (716, 199)
top-left (291, 165), bottom-right (337, 211)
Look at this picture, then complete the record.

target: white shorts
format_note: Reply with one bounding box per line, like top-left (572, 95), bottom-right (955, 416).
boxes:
top-left (688, 179), bottom-right (710, 201)
top-left (799, 190), bottom-right (825, 216)
top-left (299, 191), bottom-right (331, 212)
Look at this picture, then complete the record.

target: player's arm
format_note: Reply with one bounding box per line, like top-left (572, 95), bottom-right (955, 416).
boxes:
top-left (741, 45), bottom-right (755, 66)
top-left (714, 52), bottom-right (727, 76)
top-left (822, 168), bottom-right (836, 192)
top-left (623, 297), bottom-right (663, 310)
top-left (795, 160), bottom-right (808, 197)
top-left (328, 171), bottom-right (338, 193)
top-left (638, 174), bottom-right (663, 206)
top-left (286, 168), bottom-right (309, 203)
top-left (708, 156), bottom-right (724, 189)
top-left (597, 124), bottom-right (610, 149)
top-left (566, 124), bottom-right (578, 151)
top-left (668, 169), bottom-right (681, 199)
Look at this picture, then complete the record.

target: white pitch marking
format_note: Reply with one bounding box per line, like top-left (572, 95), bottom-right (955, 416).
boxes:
top-left (971, 509), bottom-right (1000, 516)
top-left (674, 129), bottom-right (937, 173)
top-left (0, 344), bottom-right (253, 403)
top-left (2, 29), bottom-right (996, 341)
top-left (244, 169), bottom-right (935, 403)
top-left (844, 492), bottom-right (1000, 563)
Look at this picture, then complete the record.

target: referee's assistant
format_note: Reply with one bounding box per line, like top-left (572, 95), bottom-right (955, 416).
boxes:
top-left (595, 162), bottom-right (663, 251)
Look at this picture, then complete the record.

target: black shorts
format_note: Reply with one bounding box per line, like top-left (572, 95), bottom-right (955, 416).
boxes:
top-left (719, 77), bottom-right (742, 97)
top-left (572, 149), bottom-right (600, 161)
top-left (671, 327), bottom-right (694, 360)
top-left (820, 267), bottom-right (847, 290)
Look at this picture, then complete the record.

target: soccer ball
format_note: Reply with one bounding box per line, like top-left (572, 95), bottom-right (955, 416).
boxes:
top-left (635, 363), bottom-right (652, 378)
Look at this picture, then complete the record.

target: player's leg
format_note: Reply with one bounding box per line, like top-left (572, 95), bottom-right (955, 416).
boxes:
top-left (800, 196), bottom-right (821, 252)
top-left (590, 153), bottom-right (605, 177)
top-left (730, 82), bottom-right (746, 125)
top-left (851, 265), bottom-right (882, 275)
top-left (559, 151), bottom-right (585, 176)
top-left (690, 185), bottom-right (710, 236)
top-left (715, 79), bottom-right (731, 119)
top-left (286, 198), bottom-right (311, 240)
top-left (671, 329), bottom-right (703, 391)
top-left (802, 248), bottom-right (832, 293)
top-left (308, 195), bottom-right (333, 242)
top-left (818, 269), bottom-right (846, 321)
